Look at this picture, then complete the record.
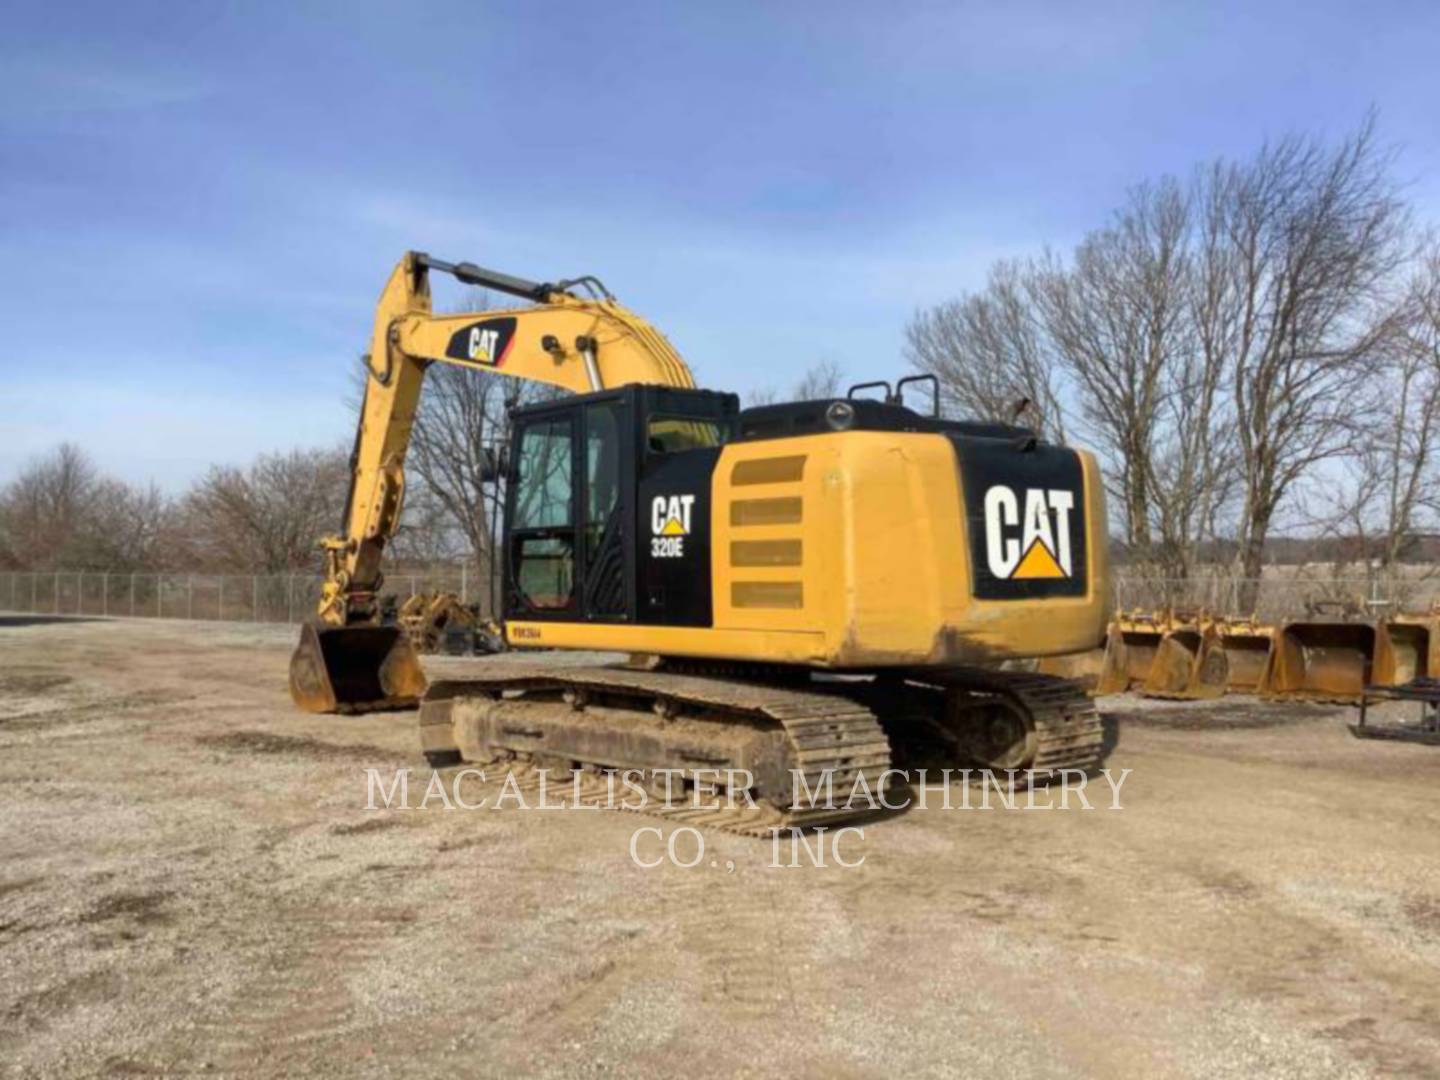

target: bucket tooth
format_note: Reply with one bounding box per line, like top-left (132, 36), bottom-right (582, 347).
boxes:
top-left (288, 620), bottom-right (428, 714)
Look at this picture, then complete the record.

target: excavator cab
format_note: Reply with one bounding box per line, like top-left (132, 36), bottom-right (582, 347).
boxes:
top-left (503, 384), bottom-right (739, 629)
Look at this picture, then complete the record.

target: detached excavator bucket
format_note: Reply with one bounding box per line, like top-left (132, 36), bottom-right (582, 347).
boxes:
top-left (288, 620), bottom-right (428, 714)
top-left (1258, 621), bottom-right (1375, 705)
top-left (1141, 622), bottom-right (1228, 700)
top-left (1216, 620), bottom-right (1274, 693)
top-left (1096, 614), bottom-right (1168, 694)
top-left (1373, 616), bottom-right (1437, 687)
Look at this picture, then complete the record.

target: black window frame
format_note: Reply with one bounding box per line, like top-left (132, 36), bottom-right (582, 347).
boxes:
top-left (506, 410), bottom-right (580, 617)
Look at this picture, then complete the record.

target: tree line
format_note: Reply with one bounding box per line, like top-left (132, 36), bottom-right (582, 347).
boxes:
top-left (0, 442), bottom-right (351, 575)
top-left (906, 116), bottom-right (1440, 608)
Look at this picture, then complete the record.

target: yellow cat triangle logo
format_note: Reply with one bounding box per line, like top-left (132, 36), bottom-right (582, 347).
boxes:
top-left (660, 516), bottom-right (688, 536)
top-left (1012, 539), bottom-right (1066, 579)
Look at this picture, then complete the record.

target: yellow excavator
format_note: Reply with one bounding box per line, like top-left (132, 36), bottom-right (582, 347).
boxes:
top-left (290, 252), bottom-right (1112, 830)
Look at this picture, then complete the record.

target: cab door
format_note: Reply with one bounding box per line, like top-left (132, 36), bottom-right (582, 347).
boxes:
top-left (505, 393), bottom-right (636, 623)
top-left (578, 395), bottom-right (634, 620)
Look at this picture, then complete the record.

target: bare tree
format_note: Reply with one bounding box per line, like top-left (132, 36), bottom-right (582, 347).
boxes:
top-left (908, 116), bottom-right (1412, 598)
top-left (385, 484), bottom-right (467, 566)
top-left (1035, 179), bottom-right (1193, 552)
top-left (184, 447), bottom-right (349, 573)
top-left (1213, 118), bottom-right (1408, 607)
top-left (1410, 238), bottom-right (1440, 526)
top-left (1145, 177), bottom-right (1242, 579)
top-left (905, 259), bottom-right (1066, 440)
top-left (0, 443), bottom-right (102, 569)
top-left (1316, 238), bottom-right (1440, 600)
top-left (404, 362), bottom-right (540, 603)
top-left (746, 360), bottom-right (850, 407)
top-left (743, 386), bottom-right (781, 407)
top-left (792, 358), bottom-right (846, 400)
top-left (86, 479), bottom-right (187, 571)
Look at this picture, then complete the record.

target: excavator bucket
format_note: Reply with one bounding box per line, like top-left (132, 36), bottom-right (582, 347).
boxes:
top-left (1216, 619), bottom-right (1274, 693)
top-left (288, 621), bottom-right (428, 714)
top-left (1258, 620), bottom-right (1375, 705)
top-left (1373, 615), bottom-right (1437, 687)
top-left (1141, 621), bottom-right (1228, 700)
top-left (1096, 614), bottom-right (1167, 694)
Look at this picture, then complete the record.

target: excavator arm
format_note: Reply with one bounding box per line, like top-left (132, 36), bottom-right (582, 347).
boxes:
top-left (290, 251), bottom-right (696, 713)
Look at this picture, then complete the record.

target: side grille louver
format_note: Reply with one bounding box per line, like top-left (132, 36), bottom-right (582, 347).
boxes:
top-left (728, 456), bottom-right (806, 610)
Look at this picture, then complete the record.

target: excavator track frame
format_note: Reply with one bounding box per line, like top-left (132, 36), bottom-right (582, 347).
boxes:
top-left (417, 664), bottom-right (1105, 835)
top-left (420, 665), bottom-right (893, 835)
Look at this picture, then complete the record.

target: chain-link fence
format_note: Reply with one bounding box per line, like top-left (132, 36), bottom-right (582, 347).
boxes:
top-left (1112, 574), bottom-right (1440, 622)
top-left (0, 568), bottom-right (488, 625)
top-left (2, 568), bottom-right (1439, 627)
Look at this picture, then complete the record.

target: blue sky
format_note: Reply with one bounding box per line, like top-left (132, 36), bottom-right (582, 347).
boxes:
top-left (3, 0), bottom-right (1439, 489)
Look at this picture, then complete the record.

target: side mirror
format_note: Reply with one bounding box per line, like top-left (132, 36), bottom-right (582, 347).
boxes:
top-left (479, 446), bottom-right (505, 485)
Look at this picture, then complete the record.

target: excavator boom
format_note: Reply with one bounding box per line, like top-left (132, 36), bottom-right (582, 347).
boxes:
top-left (290, 251), bottom-right (696, 713)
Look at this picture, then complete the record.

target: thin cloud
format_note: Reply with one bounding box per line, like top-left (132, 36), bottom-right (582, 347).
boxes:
top-left (0, 58), bottom-right (211, 117)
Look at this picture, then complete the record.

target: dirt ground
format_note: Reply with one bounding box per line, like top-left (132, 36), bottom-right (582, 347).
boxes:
top-left (2, 617), bottom-right (1440, 1079)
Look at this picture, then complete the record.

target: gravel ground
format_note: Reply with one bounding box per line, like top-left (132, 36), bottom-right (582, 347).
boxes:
top-left (2, 616), bottom-right (1440, 1078)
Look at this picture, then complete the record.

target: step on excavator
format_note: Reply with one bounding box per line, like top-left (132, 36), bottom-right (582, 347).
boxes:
top-left (289, 252), bottom-right (1114, 831)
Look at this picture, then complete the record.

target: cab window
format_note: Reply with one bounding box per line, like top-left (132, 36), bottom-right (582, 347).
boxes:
top-left (647, 415), bottom-right (728, 454)
top-left (511, 416), bottom-right (575, 611)
top-left (513, 418), bottom-right (573, 529)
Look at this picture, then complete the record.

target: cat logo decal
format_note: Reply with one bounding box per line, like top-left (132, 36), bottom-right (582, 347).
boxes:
top-left (983, 486), bottom-right (1075, 580)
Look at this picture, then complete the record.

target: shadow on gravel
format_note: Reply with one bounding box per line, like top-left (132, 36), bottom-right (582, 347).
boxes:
top-left (0, 615), bottom-right (109, 628)
top-left (195, 729), bottom-right (406, 763)
top-left (1100, 712), bottom-right (1122, 757)
top-left (1100, 697), bottom-right (1341, 731)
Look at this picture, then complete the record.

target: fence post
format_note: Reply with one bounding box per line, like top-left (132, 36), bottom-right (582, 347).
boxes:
top-left (287, 575), bottom-right (294, 624)
top-left (102, 572), bottom-right (108, 617)
top-left (32, 572), bottom-right (38, 612)
top-left (130, 572), bottom-right (136, 616)
top-left (219, 577), bottom-right (225, 622)
top-left (53, 572), bottom-right (59, 614)
top-left (461, 562), bottom-right (468, 604)
top-left (411, 575), bottom-right (418, 598)
top-left (254, 576), bottom-right (260, 622)
top-left (188, 575), bottom-right (194, 620)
